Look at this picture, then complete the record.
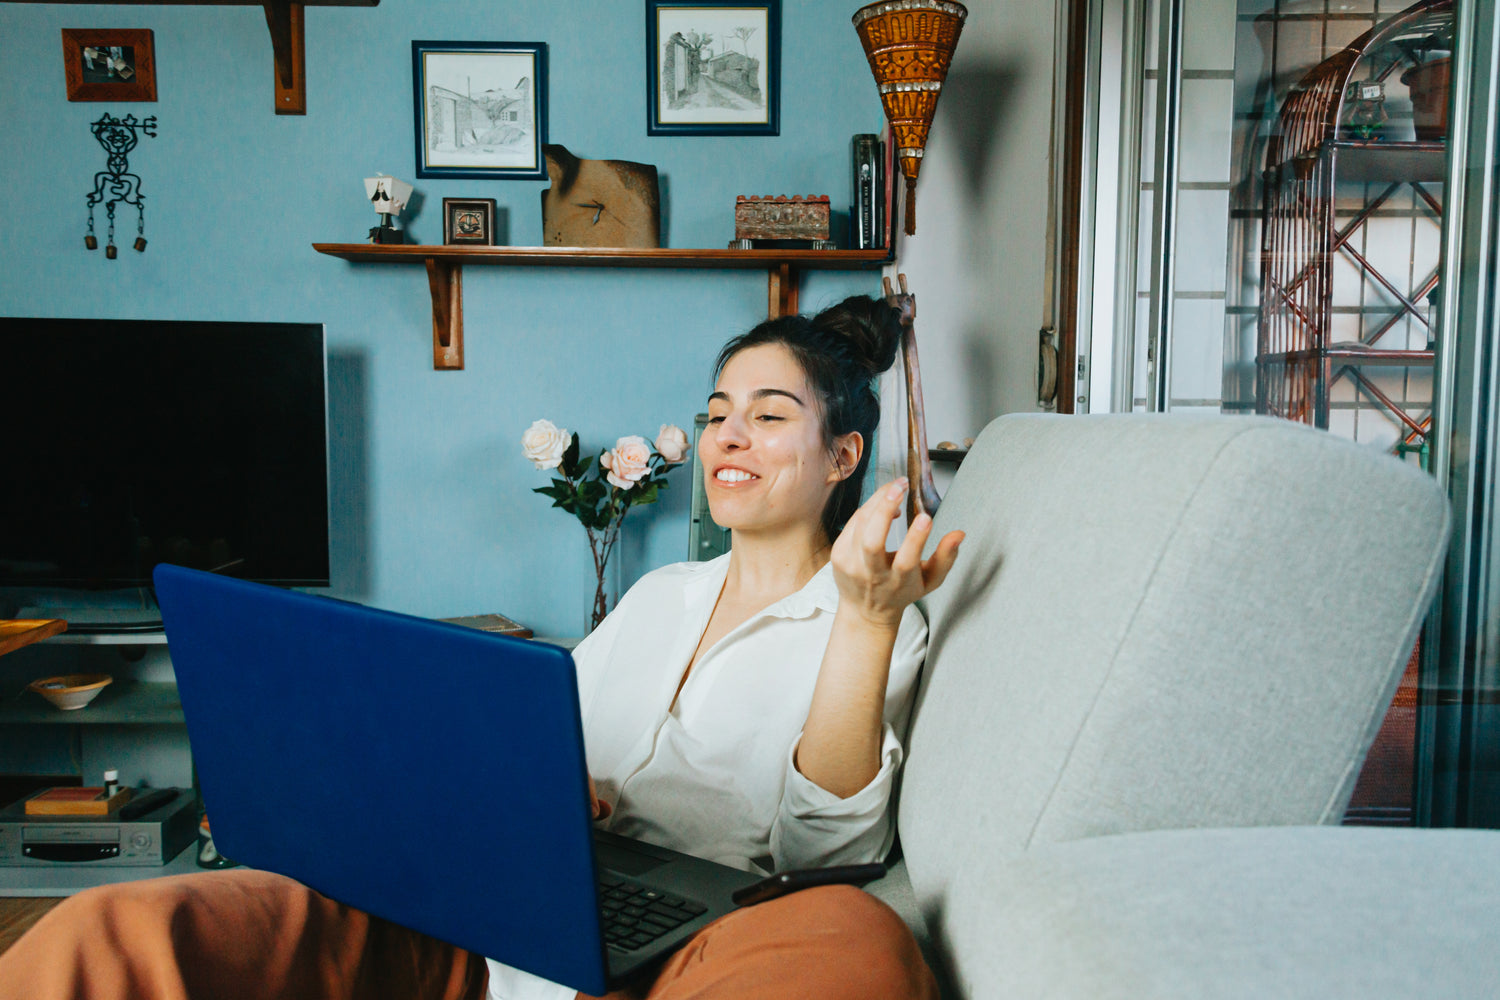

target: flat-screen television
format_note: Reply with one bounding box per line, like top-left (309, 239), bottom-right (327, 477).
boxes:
top-left (0, 318), bottom-right (330, 597)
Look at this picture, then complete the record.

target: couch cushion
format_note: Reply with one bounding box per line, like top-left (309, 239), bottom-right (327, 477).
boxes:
top-left (938, 827), bottom-right (1500, 999)
top-left (900, 415), bottom-right (1448, 909)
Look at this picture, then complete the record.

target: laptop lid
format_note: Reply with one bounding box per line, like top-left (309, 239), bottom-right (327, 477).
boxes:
top-left (153, 564), bottom-right (611, 995)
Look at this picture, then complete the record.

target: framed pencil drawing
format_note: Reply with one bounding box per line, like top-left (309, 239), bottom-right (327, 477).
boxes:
top-left (412, 41), bottom-right (548, 180)
top-left (646, 1), bottom-right (779, 136)
top-left (62, 29), bottom-right (157, 103)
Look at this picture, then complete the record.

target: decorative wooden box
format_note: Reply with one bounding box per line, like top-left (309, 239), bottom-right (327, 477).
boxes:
top-left (734, 195), bottom-right (831, 242)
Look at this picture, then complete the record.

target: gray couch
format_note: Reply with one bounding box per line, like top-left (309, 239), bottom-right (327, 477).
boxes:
top-left (867, 413), bottom-right (1500, 997)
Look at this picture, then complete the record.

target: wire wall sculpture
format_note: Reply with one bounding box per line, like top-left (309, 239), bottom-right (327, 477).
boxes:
top-left (85, 113), bottom-right (157, 258)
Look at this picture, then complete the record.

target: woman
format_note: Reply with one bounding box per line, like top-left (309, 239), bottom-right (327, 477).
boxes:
top-left (0, 295), bottom-right (964, 1000)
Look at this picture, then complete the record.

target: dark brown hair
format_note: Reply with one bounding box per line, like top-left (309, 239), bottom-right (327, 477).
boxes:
top-left (714, 295), bottom-right (902, 541)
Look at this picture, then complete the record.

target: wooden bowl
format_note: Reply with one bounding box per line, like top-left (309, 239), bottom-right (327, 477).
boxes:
top-left (28, 673), bottom-right (113, 711)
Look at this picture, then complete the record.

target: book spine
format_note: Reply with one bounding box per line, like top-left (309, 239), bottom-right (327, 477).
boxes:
top-left (880, 125), bottom-right (897, 250)
top-left (852, 134), bottom-right (879, 250)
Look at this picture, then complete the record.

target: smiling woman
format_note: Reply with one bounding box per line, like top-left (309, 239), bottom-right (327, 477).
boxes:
top-left (707, 296), bottom-right (902, 544)
top-left (0, 297), bottom-right (961, 1000)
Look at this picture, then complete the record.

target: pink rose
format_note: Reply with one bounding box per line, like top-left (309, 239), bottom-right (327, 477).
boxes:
top-left (654, 424), bottom-right (690, 465)
top-left (601, 435), bottom-right (652, 490)
top-left (521, 419), bottom-right (570, 470)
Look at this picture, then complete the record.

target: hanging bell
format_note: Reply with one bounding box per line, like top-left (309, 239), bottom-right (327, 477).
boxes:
top-left (85, 235), bottom-right (98, 250)
top-left (134, 236), bottom-right (147, 252)
top-left (853, 0), bottom-right (968, 236)
top-left (105, 243), bottom-right (118, 260)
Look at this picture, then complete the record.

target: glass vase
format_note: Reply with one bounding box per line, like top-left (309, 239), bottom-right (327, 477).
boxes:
top-left (584, 546), bottom-right (622, 634)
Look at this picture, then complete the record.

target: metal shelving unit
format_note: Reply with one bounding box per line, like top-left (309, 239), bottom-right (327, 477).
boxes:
top-left (1257, 0), bottom-right (1452, 461)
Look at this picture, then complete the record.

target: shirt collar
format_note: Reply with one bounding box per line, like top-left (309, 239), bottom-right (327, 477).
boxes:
top-left (682, 552), bottom-right (839, 622)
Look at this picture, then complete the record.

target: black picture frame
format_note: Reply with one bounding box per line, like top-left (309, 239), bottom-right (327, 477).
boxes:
top-left (412, 41), bottom-right (548, 180)
top-left (646, 1), bottom-right (780, 136)
top-left (442, 197), bottom-right (498, 245)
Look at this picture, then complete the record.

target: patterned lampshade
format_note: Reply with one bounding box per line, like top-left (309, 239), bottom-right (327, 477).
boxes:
top-left (853, 0), bottom-right (967, 236)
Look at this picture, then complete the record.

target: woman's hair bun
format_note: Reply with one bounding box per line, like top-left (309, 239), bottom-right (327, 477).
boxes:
top-left (811, 295), bottom-right (902, 378)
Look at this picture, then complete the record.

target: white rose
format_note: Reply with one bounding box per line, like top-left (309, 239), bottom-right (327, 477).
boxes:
top-left (601, 435), bottom-right (652, 490)
top-left (522, 419), bottom-right (570, 470)
top-left (654, 424), bottom-right (690, 465)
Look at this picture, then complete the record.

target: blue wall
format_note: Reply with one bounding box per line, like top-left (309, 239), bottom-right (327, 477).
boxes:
top-left (0, 1), bottom-right (887, 636)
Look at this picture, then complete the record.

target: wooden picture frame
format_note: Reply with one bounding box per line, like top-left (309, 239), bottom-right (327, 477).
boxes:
top-left (646, 1), bottom-right (780, 136)
top-left (412, 41), bottom-right (548, 180)
top-left (63, 29), bottom-right (157, 103)
top-left (443, 197), bottom-right (498, 245)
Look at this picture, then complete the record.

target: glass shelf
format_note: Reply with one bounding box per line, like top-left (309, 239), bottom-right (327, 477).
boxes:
top-left (0, 681), bottom-right (182, 725)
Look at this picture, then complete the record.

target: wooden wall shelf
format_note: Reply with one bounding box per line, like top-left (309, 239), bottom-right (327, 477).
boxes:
top-left (312, 243), bottom-right (894, 370)
top-left (32, 1), bottom-right (380, 115)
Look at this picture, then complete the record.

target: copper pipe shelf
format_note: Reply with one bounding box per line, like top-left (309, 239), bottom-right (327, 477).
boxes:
top-left (1259, 348), bottom-right (1435, 367)
top-left (313, 244), bottom-right (894, 370)
top-left (1326, 141), bottom-right (1449, 184)
top-left (1255, 0), bottom-right (1451, 448)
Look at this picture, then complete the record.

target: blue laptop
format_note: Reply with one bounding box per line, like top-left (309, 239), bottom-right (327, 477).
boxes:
top-left (153, 564), bottom-right (761, 995)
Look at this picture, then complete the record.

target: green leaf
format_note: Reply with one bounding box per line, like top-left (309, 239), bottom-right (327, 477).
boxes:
top-left (632, 483), bottom-right (660, 506)
top-left (559, 433), bottom-right (582, 478)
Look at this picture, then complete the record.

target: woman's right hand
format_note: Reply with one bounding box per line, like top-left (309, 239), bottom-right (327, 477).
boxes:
top-left (830, 477), bottom-right (964, 631)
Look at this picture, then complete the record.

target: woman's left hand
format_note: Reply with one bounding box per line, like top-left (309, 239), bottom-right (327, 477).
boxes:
top-left (830, 477), bottom-right (965, 630)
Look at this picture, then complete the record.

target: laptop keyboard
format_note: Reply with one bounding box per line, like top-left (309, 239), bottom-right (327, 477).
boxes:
top-left (597, 871), bottom-right (709, 952)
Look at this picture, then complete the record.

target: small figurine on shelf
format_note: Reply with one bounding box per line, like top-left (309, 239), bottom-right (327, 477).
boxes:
top-left (364, 173), bottom-right (413, 244)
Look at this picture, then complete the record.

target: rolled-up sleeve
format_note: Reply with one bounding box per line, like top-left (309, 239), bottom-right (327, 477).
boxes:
top-left (770, 725), bottom-right (905, 870)
top-left (767, 606), bottom-right (928, 871)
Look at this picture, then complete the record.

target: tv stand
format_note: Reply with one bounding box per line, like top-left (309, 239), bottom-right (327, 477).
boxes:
top-left (14, 601), bottom-right (164, 641)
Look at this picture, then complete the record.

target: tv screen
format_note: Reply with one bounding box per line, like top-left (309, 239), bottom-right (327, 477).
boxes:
top-left (0, 318), bottom-right (330, 591)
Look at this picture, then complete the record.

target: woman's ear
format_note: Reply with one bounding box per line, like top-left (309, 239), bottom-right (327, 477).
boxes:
top-left (827, 432), bottom-right (863, 483)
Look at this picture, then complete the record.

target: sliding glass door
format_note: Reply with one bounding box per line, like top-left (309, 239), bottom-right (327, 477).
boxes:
top-left (1078, 0), bottom-right (1500, 826)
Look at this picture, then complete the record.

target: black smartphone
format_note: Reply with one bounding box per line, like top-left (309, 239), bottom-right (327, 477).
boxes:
top-left (730, 862), bottom-right (888, 907)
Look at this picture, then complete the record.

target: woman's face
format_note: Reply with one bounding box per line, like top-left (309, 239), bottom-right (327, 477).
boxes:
top-left (702, 343), bottom-right (853, 541)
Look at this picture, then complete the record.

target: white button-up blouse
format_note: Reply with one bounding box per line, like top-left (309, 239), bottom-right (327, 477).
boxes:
top-left (486, 552), bottom-right (928, 1000)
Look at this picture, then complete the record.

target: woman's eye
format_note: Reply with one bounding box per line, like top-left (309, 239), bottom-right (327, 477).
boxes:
top-left (756, 414), bottom-right (784, 422)
top-left (707, 415), bottom-right (725, 424)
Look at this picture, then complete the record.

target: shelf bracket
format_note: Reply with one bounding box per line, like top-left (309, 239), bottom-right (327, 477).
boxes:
top-left (263, 1), bottom-right (306, 115)
top-left (767, 263), bottom-right (799, 318)
top-left (425, 258), bottom-right (464, 370)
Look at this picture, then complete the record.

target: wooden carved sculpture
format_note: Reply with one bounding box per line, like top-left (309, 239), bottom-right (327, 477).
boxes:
top-left (883, 273), bottom-right (942, 523)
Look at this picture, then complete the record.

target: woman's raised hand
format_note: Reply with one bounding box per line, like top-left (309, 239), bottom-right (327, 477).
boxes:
top-left (830, 477), bottom-right (965, 630)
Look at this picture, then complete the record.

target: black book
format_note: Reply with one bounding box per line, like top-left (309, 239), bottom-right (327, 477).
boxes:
top-left (852, 134), bottom-right (880, 250)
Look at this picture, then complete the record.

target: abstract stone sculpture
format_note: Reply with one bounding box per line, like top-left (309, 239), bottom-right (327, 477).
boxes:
top-left (541, 144), bottom-right (660, 248)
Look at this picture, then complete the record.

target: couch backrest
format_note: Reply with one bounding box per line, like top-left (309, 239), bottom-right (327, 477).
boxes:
top-left (898, 414), bottom-right (1449, 906)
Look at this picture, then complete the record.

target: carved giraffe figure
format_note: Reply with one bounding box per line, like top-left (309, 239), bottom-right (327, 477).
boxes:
top-left (882, 273), bottom-right (942, 524)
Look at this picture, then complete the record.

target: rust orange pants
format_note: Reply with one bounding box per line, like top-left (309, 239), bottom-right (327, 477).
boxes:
top-left (0, 869), bottom-right (937, 1000)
